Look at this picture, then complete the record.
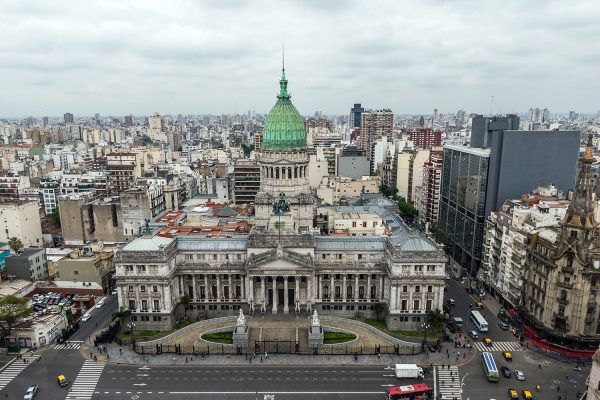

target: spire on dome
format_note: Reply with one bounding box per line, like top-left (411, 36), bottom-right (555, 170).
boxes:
top-left (278, 44), bottom-right (289, 99)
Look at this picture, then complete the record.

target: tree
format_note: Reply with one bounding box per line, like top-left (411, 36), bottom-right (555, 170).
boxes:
top-left (180, 295), bottom-right (190, 319)
top-left (241, 143), bottom-right (255, 157)
top-left (379, 184), bottom-right (398, 199)
top-left (425, 309), bottom-right (447, 333)
top-left (7, 237), bottom-right (23, 253)
top-left (50, 207), bottom-right (61, 227)
top-left (0, 295), bottom-right (31, 347)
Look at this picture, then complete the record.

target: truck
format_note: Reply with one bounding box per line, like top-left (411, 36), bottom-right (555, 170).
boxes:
top-left (394, 364), bottom-right (424, 379)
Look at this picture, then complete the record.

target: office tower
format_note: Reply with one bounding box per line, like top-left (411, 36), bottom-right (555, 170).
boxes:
top-left (42, 116), bottom-right (49, 127)
top-left (63, 113), bottom-right (74, 124)
top-left (349, 103), bottom-right (364, 130)
top-left (124, 115), bottom-right (134, 127)
top-left (233, 160), bottom-right (261, 204)
top-left (106, 152), bottom-right (141, 195)
top-left (419, 150), bottom-right (443, 230)
top-left (438, 114), bottom-right (580, 275)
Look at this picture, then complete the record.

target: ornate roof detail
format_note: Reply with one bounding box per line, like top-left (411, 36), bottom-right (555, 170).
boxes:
top-left (261, 67), bottom-right (307, 151)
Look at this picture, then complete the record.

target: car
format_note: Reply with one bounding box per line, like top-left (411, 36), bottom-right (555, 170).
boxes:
top-left (447, 298), bottom-right (455, 306)
top-left (500, 366), bottom-right (511, 378)
top-left (522, 390), bottom-right (533, 399)
top-left (498, 321), bottom-right (509, 330)
top-left (515, 370), bottom-right (525, 381)
top-left (507, 388), bottom-right (518, 399)
top-left (469, 330), bottom-right (479, 340)
top-left (503, 351), bottom-right (512, 361)
top-left (96, 299), bottom-right (105, 308)
top-left (24, 385), bottom-right (39, 399)
top-left (111, 289), bottom-right (117, 295)
top-left (484, 337), bottom-right (493, 346)
top-left (81, 313), bottom-right (91, 322)
top-left (476, 301), bottom-right (484, 309)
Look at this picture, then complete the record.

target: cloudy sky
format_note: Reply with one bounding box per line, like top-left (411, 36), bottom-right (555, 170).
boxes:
top-left (2, 0), bottom-right (599, 117)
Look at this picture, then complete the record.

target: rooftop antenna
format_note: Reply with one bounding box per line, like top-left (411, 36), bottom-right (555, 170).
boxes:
top-left (282, 41), bottom-right (285, 73)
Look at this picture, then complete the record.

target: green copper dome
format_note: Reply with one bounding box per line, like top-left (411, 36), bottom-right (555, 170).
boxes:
top-left (262, 69), bottom-right (306, 151)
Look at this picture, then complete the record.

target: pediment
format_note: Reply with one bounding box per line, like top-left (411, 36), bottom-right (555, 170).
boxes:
top-left (247, 247), bottom-right (313, 272)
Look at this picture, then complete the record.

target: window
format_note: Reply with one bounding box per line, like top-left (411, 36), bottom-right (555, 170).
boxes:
top-left (427, 285), bottom-right (433, 293)
top-left (140, 285), bottom-right (146, 292)
top-left (415, 285), bottom-right (421, 293)
top-left (153, 285), bottom-right (158, 292)
top-left (401, 299), bottom-right (407, 311)
top-left (414, 265), bottom-right (423, 272)
top-left (352, 221), bottom-right (357, 228)
top-left (141, 300), bottom-right (148, 310)
top-left (358, 254), bottom-right (363, 260)
top-left (153, 300), bottom-right (160, 310)
top-left (413, 299), bottom-right (420, 311)
top-left (402, 285), bottom-right (408, 292)
top-left (125, 265), bottom-right (133, 272)
top-left (74, 271), bottom-right (79, 275)
top-left (362, 221), bottom-right (367, 228)
top-left (137, 265), bottom-right (146, 272)
top-left (129, 300), bottom-right (136, 310)
top-left (128, 285), bottom-right (134, 292)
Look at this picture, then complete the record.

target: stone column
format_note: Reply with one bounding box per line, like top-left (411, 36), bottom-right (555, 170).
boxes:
top-left (191, 275), bottom-right (196, 299)
top-left (342, 275), bottom-right (347, 302)
top-left (204, 275), bottom-right (209, 300)
top-left (367, 274), bottom-right (372, 301)
top-left (217, 275), bottom-right (221, 300)
top-left (249, 276), bottom-right (254, 300)
top-left (307, 276), bottom-right (312, 302)
top-left (228, 274), bottom-right (233, 300)
top-left (354, 275), bottom-right (359, 301)
top-left (318, 275), bottom-right (322, 299)
top-left (283, 276), bottom-right (289, 314)
top-left (295, 277), bottom-right (300, 305)
top-left (261, 277), bottom-right (265, 303)
top-left (379, 275), bottom-right (384, 300)
top-left (272, 277), bottom-right (278, 314)
top-left (330, 275), bottom-right (334, 300)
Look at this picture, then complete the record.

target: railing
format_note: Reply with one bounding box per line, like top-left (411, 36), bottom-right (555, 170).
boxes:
top-left (137, 316), bottom-right (238, 346)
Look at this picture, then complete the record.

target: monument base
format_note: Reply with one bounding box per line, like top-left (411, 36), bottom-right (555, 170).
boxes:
top-left (233, 326), bottom-right (249, 348)
top-left (308, 325), bottom-right (324, 346)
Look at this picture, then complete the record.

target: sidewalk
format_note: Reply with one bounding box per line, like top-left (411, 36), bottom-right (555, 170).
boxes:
top-left (93, 339), bottom-right (477, 367)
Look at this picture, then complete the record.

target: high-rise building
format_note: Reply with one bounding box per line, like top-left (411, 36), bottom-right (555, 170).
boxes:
top-left (438, 115), bottom-right (580, 275)
top-left (419, 149), bottom-right (443, 230)
top-left (233, 160), bottom-right (261, 204)
top-left (349, 103), bottom-right (364, 130)
top-left (106, 152), bottom-right (141, 195)
top-left (124, 115), bottom-right (134, 127)
top-left (42, 116), bottom-right (49, 127)
top-left (359, 109), bottom-right (393, 172)
top-left (63, 113), bottom-right (74, 124)
top-left (409, 128), bottom-right (442, 149)
top-left (253, 131), bottom-right (262, 151)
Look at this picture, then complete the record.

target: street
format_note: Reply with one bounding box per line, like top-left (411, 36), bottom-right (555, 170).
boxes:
top-left (70, 294), bottom-right (119, 342)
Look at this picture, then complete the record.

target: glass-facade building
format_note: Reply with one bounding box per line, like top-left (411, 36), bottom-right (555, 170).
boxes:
top-left (438, 145), bottom-right (490, 274)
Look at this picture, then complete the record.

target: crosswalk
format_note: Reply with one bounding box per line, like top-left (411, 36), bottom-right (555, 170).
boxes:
top-left (473, 341), bottom-right (524, 352)
top-left (54, 341), bottom-right (83, 350)
top-left (437, 365), bottom-right (461, 400)
top-left (0, 358), bottom-right (32, 391)
top-left (66, 360), bottom-right (105, 400)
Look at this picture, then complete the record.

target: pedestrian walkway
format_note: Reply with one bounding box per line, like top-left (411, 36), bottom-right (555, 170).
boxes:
top-left (473, 341), bottom-right (523, 352)
top-left (54, 340), bottom-right (83, 350)
top-left (66, 360), bottom-right (106, 400)
top-left (437, 365), bottom-right (462, 400)
top-left (0, 358), bottom-right (32, 391)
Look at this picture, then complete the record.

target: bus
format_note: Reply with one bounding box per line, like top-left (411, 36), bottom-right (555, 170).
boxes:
top-left (482, 351), bottom-right (499, 382)
top-left (470, 310), bottom-right (489, 332)
top-left (385, 383), bottom-right (434, 400)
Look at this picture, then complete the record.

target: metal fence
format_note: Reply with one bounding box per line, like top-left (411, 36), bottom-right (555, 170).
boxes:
top-left (132, 340), bottom-right (421, 356)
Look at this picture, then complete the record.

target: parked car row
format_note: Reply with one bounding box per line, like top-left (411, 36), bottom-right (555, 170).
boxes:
top-left (32, 292), bottom-right (75, 311)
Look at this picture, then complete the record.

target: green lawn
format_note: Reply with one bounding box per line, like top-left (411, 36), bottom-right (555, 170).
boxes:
top-left (365, 319), bottom-right (442, 340)
top-left (201, 331), bottom-right (233, 344)
top-left (323, 331), bottom-right (357, 344)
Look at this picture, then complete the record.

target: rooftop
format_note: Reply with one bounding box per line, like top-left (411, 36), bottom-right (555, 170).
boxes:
top-left (121, 235), bottom-right (175, 252)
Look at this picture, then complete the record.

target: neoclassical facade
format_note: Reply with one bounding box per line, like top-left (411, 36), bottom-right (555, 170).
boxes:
top-left (114, 68), bottom-right (447, 331)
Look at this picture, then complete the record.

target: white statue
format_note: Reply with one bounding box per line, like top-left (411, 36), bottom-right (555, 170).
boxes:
top-left (237, 308), bottom-right (246, 326)
top-left (312, 309), bottom-right (320, 326)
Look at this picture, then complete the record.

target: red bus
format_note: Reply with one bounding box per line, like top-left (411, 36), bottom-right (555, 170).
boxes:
top-left (385, 383), bottom-right (434, 400)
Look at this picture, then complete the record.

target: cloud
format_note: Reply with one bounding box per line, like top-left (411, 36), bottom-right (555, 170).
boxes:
top-left (0, 0), bottom-right (599, 117)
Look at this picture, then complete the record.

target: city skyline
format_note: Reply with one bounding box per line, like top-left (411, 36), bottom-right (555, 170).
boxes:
top-left (2, 0), bottom-right (600, 117)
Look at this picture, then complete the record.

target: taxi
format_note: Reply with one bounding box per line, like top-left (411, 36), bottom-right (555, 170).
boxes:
top-left (507, 388), bottom-right (518, 399)
top-left (484, 337), bottom-right (493, 346)
top-left (57, 375), bottom-right (68, 387)
top-left (503, 351), bottom-right (512, 361)
top-left (476, 301), bottom-right (484, 309)
top-left (522, 389), bottom-right (533, 399)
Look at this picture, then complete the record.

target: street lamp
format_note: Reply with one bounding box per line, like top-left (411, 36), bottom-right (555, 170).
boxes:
top-left (421, 323), bottom-right (430, 351)
top-left (295, 298), bottom-right (299, 317)
top-left (249, 298), bottom-right (254, 316)
top-left (261, 298), bottom-right (265, 316)
top-left (307, 298), bottom-right (311, 314)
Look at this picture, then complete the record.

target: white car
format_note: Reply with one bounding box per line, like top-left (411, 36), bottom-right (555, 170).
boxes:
top-left (81, 313), bottom-right (91, 322)
top-left (515, 370), bottom-right (525, 381)
top-left (96, 300), bottom-right (105, 308)
top-left (24, 385), bottom-right (39, 399)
